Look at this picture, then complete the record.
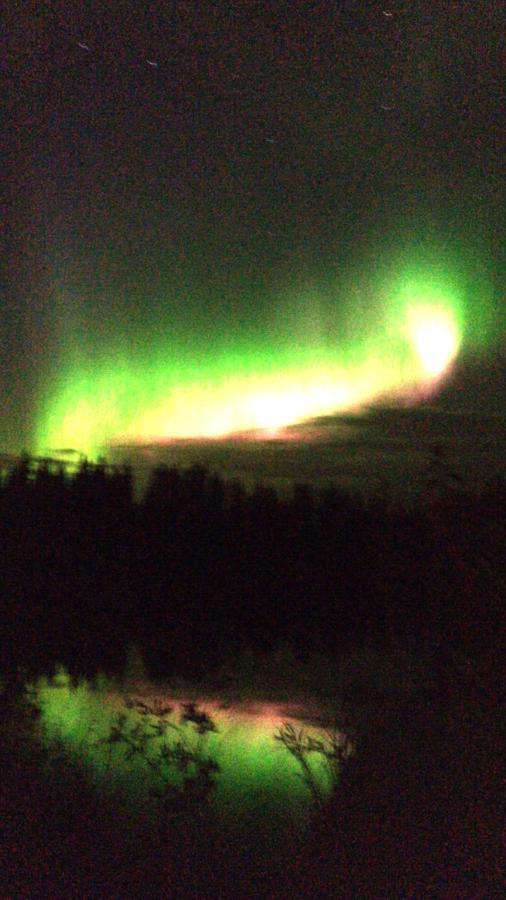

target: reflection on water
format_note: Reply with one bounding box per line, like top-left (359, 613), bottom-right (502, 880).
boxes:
top-left (33, 673), bottom-right (350, 841)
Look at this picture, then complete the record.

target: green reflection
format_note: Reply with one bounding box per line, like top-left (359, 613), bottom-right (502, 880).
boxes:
top-left (32, 672), bottom-right (335, 833)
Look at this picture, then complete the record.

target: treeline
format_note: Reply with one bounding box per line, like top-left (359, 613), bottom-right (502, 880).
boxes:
top-left (0, 454), bottom-right (504, 682)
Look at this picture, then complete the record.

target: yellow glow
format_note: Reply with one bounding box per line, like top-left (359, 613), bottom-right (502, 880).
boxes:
top-left (37, 301), bottom-right (463, 457)
top-left (408, 308), bottom-right (460, 377)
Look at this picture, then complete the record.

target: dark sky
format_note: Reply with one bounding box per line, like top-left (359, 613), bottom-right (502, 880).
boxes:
top-left (1, 0), bottom-right (504, 490)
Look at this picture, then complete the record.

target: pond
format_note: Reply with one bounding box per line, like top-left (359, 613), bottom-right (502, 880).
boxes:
top-left (31, 669), bottom-right (352, 846)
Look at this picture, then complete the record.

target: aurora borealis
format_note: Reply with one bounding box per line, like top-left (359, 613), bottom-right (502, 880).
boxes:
top-left (2, 11), bottom-right (505, 896)
top-left (35, 267), bottom-right (464, 457)
top-left (2, 2), bottom-right (504, 481)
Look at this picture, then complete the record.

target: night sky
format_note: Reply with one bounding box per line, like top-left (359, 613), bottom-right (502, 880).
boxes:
top-left (2, 1), bottom-right (504, 491)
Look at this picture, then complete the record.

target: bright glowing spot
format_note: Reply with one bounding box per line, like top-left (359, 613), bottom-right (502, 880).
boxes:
top-left (408, 308), bottom-right (460, 377)
top-left (249, 387), bottom-right (310, 431)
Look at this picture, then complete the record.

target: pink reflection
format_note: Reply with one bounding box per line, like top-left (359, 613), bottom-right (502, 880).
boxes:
top-left (106, 688), bottom-right (342, 739)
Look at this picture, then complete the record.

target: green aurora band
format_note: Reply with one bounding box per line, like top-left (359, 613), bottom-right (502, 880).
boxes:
top-left (35, 265), bottom-right (467, 460)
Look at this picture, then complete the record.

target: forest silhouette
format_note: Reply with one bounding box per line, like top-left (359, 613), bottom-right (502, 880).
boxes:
top-left (0, 452), bottom-right (503, 897)
top-left (0, 452), bottom-right (503, 683)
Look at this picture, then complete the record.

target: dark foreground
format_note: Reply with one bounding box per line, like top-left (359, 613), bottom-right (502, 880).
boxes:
top-left (0, 456), bottom-right (504, 896)
top-left (1, 651), bottom-right (503, 899)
